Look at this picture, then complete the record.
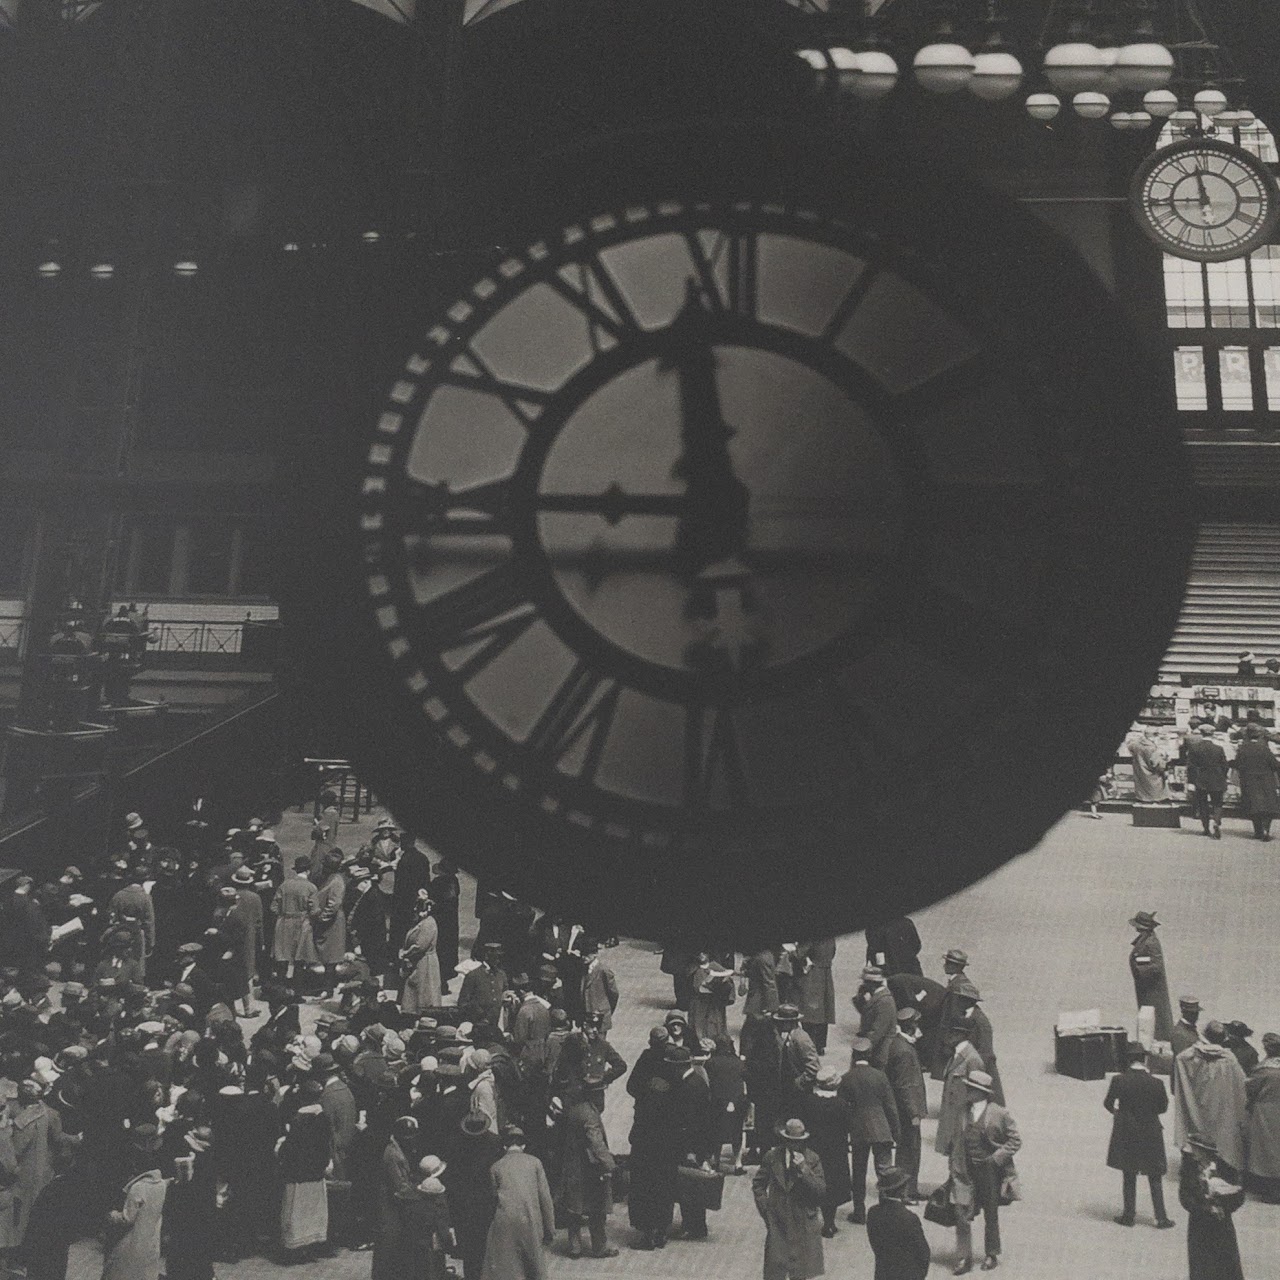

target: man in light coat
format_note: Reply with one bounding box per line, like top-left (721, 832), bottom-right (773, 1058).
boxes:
top-left (579, 939), bottom-right (619, 1034)
top-left (1173, 1021), bottom-right (1248, 1178)
top-left (479, 1126), bottom-right (555, 1280)
top-left (935, 1039), bottom-right (986, 1158)
top-left (949, 1071), bottom-right (1020, 1275)
top-left (312, 850), bottom-right (348, 986)
top-left (752, 1118), bottom-right (827, 1280)
top-left (271, 856), bottom-right (320, 980)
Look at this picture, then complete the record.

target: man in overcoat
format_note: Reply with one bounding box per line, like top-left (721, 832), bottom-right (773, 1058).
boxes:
top-left (888, 972), bottom-right (947, 1076)
top-left (1174, 1021), bottom-right (1248, 1177)
top-left (742, 946), bottom-right (781, 1058)
top-left (951, 985), bottom-right (1005, 1106)
top-left (1128, 911), bottom-right (1174, 1042)
top-left (752, 1118), bottom-right (827, 1280)
top-left (558, 1089), bottom-right (618, 1258)
top-left (460, 943), bottom-right (509, 1030)
top-left (1104, 1040), bottom-right (1175, 1228)
top-left (270, 856), bottom-right (320, 979)
top-left (883, 1009), bottom-right (928, 1201)
top-left (774, 1005), bottom-right (820, 1117)
top-left (1171, 996), bottom-right (1204, 1058)
top-left (312, 850), bottom-right (349, 985)
top-left (838, 1036), bottom-right (900, 1224)
top-left (627, 1048), bottom-right (684, 1250)
top-left (935, 1038), bottom-right (986, 1158)
top-left (865, 1166), bottom-right (930, 1280)
top-left (579, 939), bottom-right (618, 1033)
top-left (856, 967), bottom-right (899, 1069)
top-left (948, 1071), bottom-right (1020, 1275)
top-left (795, 939), bottom-right (837, 1053)
top-left (1232, 721), bottom-right (1280, 838)
top-left (865, 918), bottom-right (923, 977)
top-left (1185, 722), bottom-right (1229, 838)
top-left (933, 948), bottom-right (973, 1079)
top-left (799, 1066), bottom-right (853, 1236)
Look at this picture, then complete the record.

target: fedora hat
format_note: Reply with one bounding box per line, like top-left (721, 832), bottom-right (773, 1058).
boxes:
top-left (125, 812), bottom-right (145, 831)
top-left (964, 1070), bottom-right (995, 1095)
top-left (776, 1118), bottom-right (810, 1142)
top-left (861, 964), bottom-right (884, 981)
top-left (1129, 911), bottom-right (1159, 930)
top-left (772, 1004), bottom-right (801, 1023)
top-left (1226, 1020), bottom-right (1254, 1039)
top-left (1125, 1040), bottom-right (1149, 1062)
top-left (231, 866), bottom-right (255, 885)
top-left (943, 948), bottom-right (969, 966)
top-left (896, 1007), bottom-right (921, 1025)
top-left (815, 1066), bottom-right (841, 1090)
top-left (419, 1154), bottom-right (447, 1179)
top-left (877, 1166), bottom-right (912, 1197)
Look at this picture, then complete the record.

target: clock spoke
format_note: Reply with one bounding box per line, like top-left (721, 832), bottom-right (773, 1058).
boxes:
top-left (546, 257), bottom-right (644, 344)
top-left (415, 561), bottom-right (538, 657)
top-left (820, 262), bottom-right (882, 344)
top-left (389, 477), bottom-right (516, 536)
top-left (537, 487), bottom-right (685, 524)
top-left (683, 701), bottom-right (750, 813)
top-left (726, 230), bottom-right (760, 318)
top-left (525, 662), bottom-right (621, 784)
top-left (439, 347), bottom-right (552, 429)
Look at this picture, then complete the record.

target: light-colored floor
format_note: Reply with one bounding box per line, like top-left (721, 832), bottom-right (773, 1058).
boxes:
top-left (66, 805), bottom-right (1280, 1279)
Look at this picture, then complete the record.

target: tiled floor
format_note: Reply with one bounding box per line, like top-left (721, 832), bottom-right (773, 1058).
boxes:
top-left (66, 806), bottom-right (1280, 1278)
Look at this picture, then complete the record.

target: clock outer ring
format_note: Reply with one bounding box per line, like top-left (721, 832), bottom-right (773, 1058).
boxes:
top-left (1129, 137), bottom-right (1280, 263)
top-left (288, 120), bottom-right (1194, 950)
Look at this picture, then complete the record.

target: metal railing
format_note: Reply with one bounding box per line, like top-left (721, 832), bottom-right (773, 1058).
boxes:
top-left (0, 616), bottom-right (25, 654)
top-left (0, 616), bottom-right (280, 661)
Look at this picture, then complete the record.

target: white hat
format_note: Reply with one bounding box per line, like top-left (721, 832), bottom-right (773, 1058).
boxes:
top-left (125, 812), bottom-right (144, 830)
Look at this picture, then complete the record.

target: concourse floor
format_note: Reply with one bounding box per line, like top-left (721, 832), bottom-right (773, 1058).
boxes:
top-left (66, 807), bottom-right (1280, 1279)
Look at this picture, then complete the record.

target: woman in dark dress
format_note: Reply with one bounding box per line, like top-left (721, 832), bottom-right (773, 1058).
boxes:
top-left (1179, 1134), bottom-right (1246, 1280)
top-left (706, 1036), bottom-right (748, 1174)
top-left (276, 1082), bottom-right (332, 1260)
top-left (160, 1124), bottom-right (218, 1280)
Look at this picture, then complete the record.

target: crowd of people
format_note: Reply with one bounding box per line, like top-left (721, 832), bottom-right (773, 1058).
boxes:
top-left (0, 793), bottom-right (1273, 1280)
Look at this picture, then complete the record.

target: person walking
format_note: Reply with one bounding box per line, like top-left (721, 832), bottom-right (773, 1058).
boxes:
top-left (479, 1126), bottom-right (556, 1280)
top-left (882, 1009), bottom-right (928, 1202)
top-left (1185, 722), bottom-right (1229, 838)
top-left (795, 939), bottom-right (837, 1053)
top-left (1232, 723), bottom-right (1280, 839)
top-left (1245, 1032), bottom-right (1280, 1201)
top-left (774, 1005), bottom-right (821, 1116)
top-left (707, 1034), bottom-right (748, 1174)
top-left (1127, 911), bottom-right (1174, 1043)
top-left (1104, 1041), bottom-right (1175, 1229)
top-left (1173, 1021), bottom-right (1248, 1179)
top-left (752, 1118), bottom-right (827, 1280)
top-left (1179, 1133), bottom-right (1245, 1280)
top-left (400, 896), bottom-right (442, 1015)
top-left (948, 1071), bottom-right (1020, 1276)
top-left (865, 1166), bottom-right (930, 1280)
top-left (838, 1037), bottom-right (900, 1225)
top-left (798, 1066), bottom-right (853, 1237)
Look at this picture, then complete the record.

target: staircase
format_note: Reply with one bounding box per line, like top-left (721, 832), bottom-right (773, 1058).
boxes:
top-left (1160, 524), bottom-right (1280, 679)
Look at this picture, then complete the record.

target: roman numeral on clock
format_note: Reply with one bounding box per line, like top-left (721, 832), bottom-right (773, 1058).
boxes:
top-left (417, 564), bottom-right (538, 681)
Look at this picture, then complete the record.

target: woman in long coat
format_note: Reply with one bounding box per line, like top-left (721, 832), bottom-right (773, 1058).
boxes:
top-left (312, 852), bottom-right (348, 968)
top-left (1179, 1136), bottom-right (1245, 1280)
top-left (372, 1117), bottom-right (418, 1280)
top-left (479, 1129), bottom-right (556, 1280)
top-left (752, 1121), bottom-right (827, 1280)
top-left (101, 1129), bottom-right (168, 1280)
top-left (1232, 724), bottom-right (1280, 839)
top-left (628, 1068), bottom-right (683, 1249)
top-left (1245, 1034), bottom-right (1280, 1201)
top-left (1129, 729), bottom-right (1171, 803)
top-left (277, 1090), bottom-right (331, 1257)
top-left (271, 858), bottom-right (320, 973)
top-left (400, 899), bottom-right (442, 1014)
top-left (688, 952), bottom-right (735, 1045)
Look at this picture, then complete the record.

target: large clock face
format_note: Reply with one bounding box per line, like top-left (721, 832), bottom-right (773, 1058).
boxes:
top-left (328, 126), bottom-right (1191, 945)
top-left (1131, 138), bottom-right (1280, 262)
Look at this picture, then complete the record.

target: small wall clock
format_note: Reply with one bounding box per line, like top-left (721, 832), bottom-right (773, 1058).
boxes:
top-left (1130, 137), bottom-right (1280, 263)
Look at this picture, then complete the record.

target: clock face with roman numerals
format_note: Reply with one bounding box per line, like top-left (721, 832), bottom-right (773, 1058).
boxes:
top-left (344, 138), bottom-right (1191, 946)
top-left (1131, 138), bottom-right (1280, 263)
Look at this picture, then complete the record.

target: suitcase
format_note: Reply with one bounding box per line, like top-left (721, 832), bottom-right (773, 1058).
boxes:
top-left (1132, 803), bottom-right (1181, 828)
top-left (1054, 1028), bottom-right (1109, 1080)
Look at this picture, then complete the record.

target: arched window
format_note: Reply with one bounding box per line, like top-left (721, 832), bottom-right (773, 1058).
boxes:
top-left (1158, 116), bottom-right (1280, 418)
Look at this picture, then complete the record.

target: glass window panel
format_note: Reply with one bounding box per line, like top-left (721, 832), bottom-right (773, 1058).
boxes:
top-left (1252, 246), bottom-right (1280, 327)
top-left (1218, 347), bottom-right (1253, 410)
top-left (130, 518), bottom-right (176, 595)
top-left (236, 517), bottom-right (276, 598)
top-left (1206, 260), bottom-right (1251, 328)
top-left (1265, 348), bottom-right (1280, 410)
top-left (1163, 255), bottom-right (1205, 327)
top-left (1173, 346), bottom-right (1208, 410)
top-left (1237, 121), bottom-right (1279, 163)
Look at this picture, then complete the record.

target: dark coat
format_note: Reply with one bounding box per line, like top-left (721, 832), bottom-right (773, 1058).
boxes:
top-left (751, 1146), bottom-right (826, 1280)
top-left (798, 1092), bottom-right (854, 1208)
top-left (459, 964), bottom-right (507, 1029)
top-left (865, 918), bottom-right (923, 977)
top-left (858, 987), bottom-right (899, 1069)
top-left (1104, 1067), bottom-right (1169, 1175)
top-left (444, 1128), bottom-right (502, 1268)
top-left (350, 888), bottom-right (395, 976)
top-left (1233, 739), bottom-right (1280, 817)
top-left (429, 871), bottom-right (461, 978)
top-left (160, 1138), bottom-right (217, 1280)
top-left (838, 1063), bottom-right (901, 1146)
top-left (278, 1108), bottom-right (331, 1184)
top-left (865, 1199), bottom-right (931, 1280)
top-left (743, 950), bottom-right (780, 1021)
top-left (628, 1075), bottom-right (683, 1232)
top-left (882, 1034), bottom-right (928, 1122)
top-left (558, 1099), bottom-right (615, 1218)
top-left (1179, 1158), bottom-right (1245, 1280)
top-left (888, 973), bottom-right (946, 1072)
top-left (795, 940), bottom-right (836, 1026)
top-left (1185, 736), bottom-right (1229, 791)
top-left (1129, 931), bottom-right (1174, 1043)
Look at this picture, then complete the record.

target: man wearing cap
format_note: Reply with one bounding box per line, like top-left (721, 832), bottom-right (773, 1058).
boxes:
top-left (579, 937), bottom-right (619, 1034)
top-left (1171, 997), bottom-right (1205, 1058)
top-left (856, 967), bottom-right (899, 1069)
top-left (883, 1009), bottom-right (928, 1202)
top-left (752, 1117), bottom-right (827, 1280)
top-left (1173, 1020), bottom-right (1248, 1179)
top-left (839, 1037), bottom-right (901, 1225)
top-left (798, 1065), bottom-right (854, 1236)
top-left (949, 1070), bottom-right (1020, 1274)
top-left (866, 1166), bottom-right (931, 1280)
top-left (1104, 1040), bottom-right (1175, 1228)
top-left (482, 1125), bottom-right (556, 1277)
top-left (1245, 1032), bottom-right (1280, 1202)
top-left (460, 942), bottom-right (508, 1029)
top-left (1186, 721), bottom-right (1229, 838)
top-left (1128, 911), bottom-right (1174, 1042)
top-left (866, 917), bottom-right (924, 979)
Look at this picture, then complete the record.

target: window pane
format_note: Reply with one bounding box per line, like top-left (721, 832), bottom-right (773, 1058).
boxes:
top-left (1173, 346), bottom-right (1208, 410)
top-left (1265, 348), bottom-right (1280, 410)
top-left (236, 517), bottom-right (276, 598)
top-left (1163, 255), bottom-right (1205, 327)
top-left (131, 519), bottom-right (176, 595)
top-left (0, 510), bottom-right (32, 596)
top-left (1252, 246), bottom-right (1280, 327)
top-left (1237, 121), bottom-right (1279, 163)
top-left (186, 521), bottom-right (235, 596)
top-left (1218, 347), bottom-right (1253, 410)
top-left (1206, 259), bottom-right (1251, 328)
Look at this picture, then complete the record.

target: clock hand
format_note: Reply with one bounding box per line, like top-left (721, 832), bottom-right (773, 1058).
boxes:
top-left (1193, 169), bottom-right (1214, 222)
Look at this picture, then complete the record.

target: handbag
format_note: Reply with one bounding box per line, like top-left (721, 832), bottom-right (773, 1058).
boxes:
top-left (998, 1167), bottom-right (1022, 1205)
top-left (924, 1180), bottom-right (957, 1227)
top-left (676, 1164), bottom-right (725, 1212)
